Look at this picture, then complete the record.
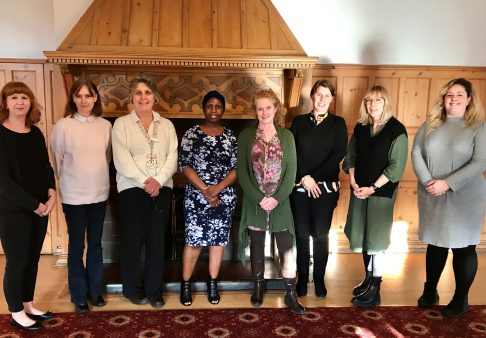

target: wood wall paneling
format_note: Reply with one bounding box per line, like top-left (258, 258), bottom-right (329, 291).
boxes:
top-left (307, 65), bottom-right (486, 251)
top-left (187, 0), bottom-right (212, 48)
top-left (158, 0), bottom-right (183, 47)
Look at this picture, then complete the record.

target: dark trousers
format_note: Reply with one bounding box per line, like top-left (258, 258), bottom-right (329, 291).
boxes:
top-left (0, 209), bottom-right (48, 312)
top-left (62, 201), bottom-right (107, 305)
top-left (119, 187), bottom-right (171, 300)
top-left (290, 189), bottom-right (339, 276)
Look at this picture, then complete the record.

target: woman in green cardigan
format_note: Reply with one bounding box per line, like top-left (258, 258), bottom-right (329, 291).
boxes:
top-left (237, 88), bottom-right (304, 315)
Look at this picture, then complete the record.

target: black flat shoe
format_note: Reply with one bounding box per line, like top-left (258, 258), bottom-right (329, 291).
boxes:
top-left (9, 319), bottom-right (42, 331)
top-left (149, 296), bottom-right (165, 308)
top-left (127, 296), bottom-right (149, 305)
top-left (74, 303), bottom-right (90, 313)
top-left (26, 311), bottom-right (54, 321)
top-left (90, 295), bottom-right (106, 307)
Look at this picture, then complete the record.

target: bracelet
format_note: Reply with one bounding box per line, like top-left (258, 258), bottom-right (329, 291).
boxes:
top-left (202, 186), bottom-right (209, 190)
top-left (371, 183), bottom-right (378, 191)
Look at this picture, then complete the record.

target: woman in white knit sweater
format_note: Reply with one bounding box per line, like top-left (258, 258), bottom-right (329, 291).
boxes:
top-left (51, 79), bottom-right (112, 313)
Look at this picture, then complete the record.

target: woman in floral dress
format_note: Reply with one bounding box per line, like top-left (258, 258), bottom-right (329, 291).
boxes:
top-left (179, 91), bottom-right (237, 306)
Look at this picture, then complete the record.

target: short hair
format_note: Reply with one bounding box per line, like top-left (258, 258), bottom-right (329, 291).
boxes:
top-left (128, 75), bottom-right (161, 103)
top-left (202, 90), bottom-right (226, 112)
top-left (0, 81), bottom-right (42, 127)
top-left (310, 79), bottom-right (336, 98)
top-left (252, 88), bottom-right (286, 126)
top-left (357, 85), bottom-right (394, 125)
top-left (427, 77), bottom-right (483, 133)
top-left (64, 78), bottom-right (103, 118)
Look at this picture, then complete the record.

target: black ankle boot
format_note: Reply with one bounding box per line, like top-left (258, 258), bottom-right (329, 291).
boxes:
top-left (352, 277), bottom-right (381, 308)
top-left (442, 295), bottom-right (469, 318)
top-left (353, 270), bottom-right (372, 296)
top-left (313, 273), bottom-right (327, 298)
top-left (180, 280), bottom-right (192, 306)
top-left (284, 278), bottom-right (305, 315)
top-left (296, 273), bottom-right (308, 297)
top-left (417, 282), bottom-right (439, 307)
top-left (207, 278), bottom-right (220, 304)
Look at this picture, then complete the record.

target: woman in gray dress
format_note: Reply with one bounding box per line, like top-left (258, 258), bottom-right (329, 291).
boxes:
top-left (412, 78), bottom-right (486, 318)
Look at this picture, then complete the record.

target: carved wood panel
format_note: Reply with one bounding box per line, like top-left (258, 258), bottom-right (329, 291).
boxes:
top-left (78, 68), bottom-right (284, 118)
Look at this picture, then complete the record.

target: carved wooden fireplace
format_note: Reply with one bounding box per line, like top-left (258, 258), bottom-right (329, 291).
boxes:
top-left (44, 0), bottom-right (317, 288)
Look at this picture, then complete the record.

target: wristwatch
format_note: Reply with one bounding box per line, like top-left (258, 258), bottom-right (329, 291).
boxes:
top-left (371, 183), bottom-right (379, 191)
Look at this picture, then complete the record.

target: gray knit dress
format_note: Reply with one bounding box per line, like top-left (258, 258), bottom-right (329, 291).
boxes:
top-left (411, 117), bottom-right (486, 248)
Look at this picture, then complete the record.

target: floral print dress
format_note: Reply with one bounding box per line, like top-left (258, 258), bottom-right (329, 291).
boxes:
top-left (179, 125), bottom-right (237, 246)
top-left (250, 128), bottom-right (283, 229)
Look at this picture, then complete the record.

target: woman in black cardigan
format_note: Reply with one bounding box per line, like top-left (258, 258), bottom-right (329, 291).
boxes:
top-left (0, 82), bottom-right (56, 331)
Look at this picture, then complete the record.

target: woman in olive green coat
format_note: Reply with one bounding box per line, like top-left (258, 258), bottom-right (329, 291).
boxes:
top-left (237, 88), bottom-right (303, 315)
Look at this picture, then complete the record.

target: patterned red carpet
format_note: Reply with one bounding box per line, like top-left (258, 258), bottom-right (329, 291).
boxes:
top-left (1, 305), bottom-right (486, 337)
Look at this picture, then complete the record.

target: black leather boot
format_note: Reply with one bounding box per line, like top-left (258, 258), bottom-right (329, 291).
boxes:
top-left (442, 295), bottom-right (469, 318)
top-left (313, 273), bottom-right (327, 298)
top-left (284, 277), bottom-right (305, 315)
top-left (352, 277), bottom-right (381, 308)
top-left (296, 272), bottom-right (308, 297)
top-left (180, 280), bottom-right (192, 306)
top-left (250, 243), bottom-right (265, 308)
top-left (207, 278), bottom-right (220, 305)
top-left (353, 270), bottom-right (372, 296)
top-left (417, 282), bottom-right (439, 307)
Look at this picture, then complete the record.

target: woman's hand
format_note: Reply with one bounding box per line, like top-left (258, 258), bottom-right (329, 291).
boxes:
top-left (426, 179), bottom-right (449, 196)
top-left (42, 196), bottom-right (56, 216)
top-left (301, 175), bottom-right (321, 198)
top-left (260, 196), bottom-right (278, 211)
top-left (353, 186), bottom-right (374, 199)
top-left (34, 203), bottom-right (48, 216)
top-left (144, 177), bottom-right (161, 197)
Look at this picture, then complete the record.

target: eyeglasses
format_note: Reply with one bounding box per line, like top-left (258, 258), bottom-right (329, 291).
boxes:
top-left (365, 98), bottom-right (384, 105)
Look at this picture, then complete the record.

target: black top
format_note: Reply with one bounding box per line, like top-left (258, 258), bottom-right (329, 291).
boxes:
top-left (354, 117), bottom-right (407, 198)
top-left (290, 112), bottom-right (348, 183)
top-left (0, 125), bottom-right (55, 211)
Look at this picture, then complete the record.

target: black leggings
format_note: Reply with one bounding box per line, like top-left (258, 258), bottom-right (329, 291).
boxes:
top-left (425, 244), bottom-right (477, 299)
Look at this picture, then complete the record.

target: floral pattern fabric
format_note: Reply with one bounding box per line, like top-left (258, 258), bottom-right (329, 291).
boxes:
top-left (179, 125), bottom-right (237, 246)
top-left (251, 128), bottom-right (283, 196)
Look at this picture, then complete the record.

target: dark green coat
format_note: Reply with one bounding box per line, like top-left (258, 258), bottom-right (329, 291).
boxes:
top-left (237, 124), bottom-right (297, 256)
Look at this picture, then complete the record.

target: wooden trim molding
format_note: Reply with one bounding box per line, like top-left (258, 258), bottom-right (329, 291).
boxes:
top-left (44, 52), bottom-right (318, 69)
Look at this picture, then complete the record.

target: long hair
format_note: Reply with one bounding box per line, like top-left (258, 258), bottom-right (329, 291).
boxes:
top-left (357, 85), bottom-right (393, 125)
top-left (427, 77), bottom-right (483, 133)
top-left (64, 78), bottom-right (103, 118)
top-left (0, 81), bottom-right (42, 127)
top-left (128, 75), bottom-right (161, 104)
top-left (252, 88), bottom-right (286, 126)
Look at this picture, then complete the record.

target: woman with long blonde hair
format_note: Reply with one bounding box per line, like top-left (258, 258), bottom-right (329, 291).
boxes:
top-left (412, 78), bottom-right (486, 318)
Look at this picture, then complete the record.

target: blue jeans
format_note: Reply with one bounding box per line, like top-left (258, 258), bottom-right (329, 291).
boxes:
top-left (62, 201), bottom-right (106, 305)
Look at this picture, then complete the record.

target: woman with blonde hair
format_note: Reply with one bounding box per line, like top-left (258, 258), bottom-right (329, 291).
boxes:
top-left (343, 85), bottom-right (408, 308)
top-left (412, 78), bottom-right (486, 317)
top-left (237, 88), bottom-right (304, 314)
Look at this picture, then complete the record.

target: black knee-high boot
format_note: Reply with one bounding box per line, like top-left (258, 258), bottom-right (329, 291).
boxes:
top-left (249, 232), bottom-right (265, 308)
top-left (284, 277), bottom-right (305, 315)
